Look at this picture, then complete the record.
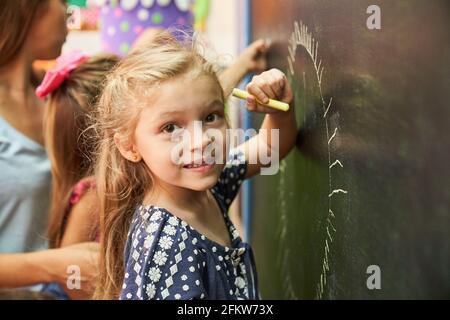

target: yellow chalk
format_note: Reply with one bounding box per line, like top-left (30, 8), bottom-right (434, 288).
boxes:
top-left (232, 88), bottom-right (290, 112)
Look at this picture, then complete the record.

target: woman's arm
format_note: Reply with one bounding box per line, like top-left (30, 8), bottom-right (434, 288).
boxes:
top-left (0, 243), bottom-right (99, 299)
top-left (237, 69), bottom-right (297, 179)
top-left (0, 251), bottom-right (53, 287)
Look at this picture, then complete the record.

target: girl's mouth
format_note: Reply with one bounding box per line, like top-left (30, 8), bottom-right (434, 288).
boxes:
top-left (183, 160), bottom-right (215, 173)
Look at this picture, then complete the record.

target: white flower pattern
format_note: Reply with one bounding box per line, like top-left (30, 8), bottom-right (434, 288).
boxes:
top-left (146, 222), bottom-right (159, 233)
top-left (159, 236), bottom-right (173, 250)
top-left (148, 267), bottom-right (161, 282)
top-left (153, 251), bottom-right (168, 266)
top-left (146, 283), bottom-right (156, 298)
top-left (163, 225), bottom-right (177, 236)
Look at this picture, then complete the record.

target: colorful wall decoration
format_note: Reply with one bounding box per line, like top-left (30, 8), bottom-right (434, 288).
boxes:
top-left (96, 0), bottom-right (194, 56)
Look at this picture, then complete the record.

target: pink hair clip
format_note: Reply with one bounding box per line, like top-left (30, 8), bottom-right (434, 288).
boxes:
top-left (36, 50), bottom-right (90, 99)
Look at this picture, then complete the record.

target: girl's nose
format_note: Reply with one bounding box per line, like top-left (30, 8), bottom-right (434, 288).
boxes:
top-left (190, 133), bottom-right (213, 153)
top-left (190, 121), bottom-right (213, 152)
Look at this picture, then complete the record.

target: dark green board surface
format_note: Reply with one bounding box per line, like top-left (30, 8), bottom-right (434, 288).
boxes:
top-left (249, 0), bottom-right (450, 299)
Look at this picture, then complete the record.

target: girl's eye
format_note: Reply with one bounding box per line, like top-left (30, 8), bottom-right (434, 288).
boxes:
top-left (205, 113), bottom-right (220, 123)
top-left (162, 124), bottom-right (182, 134)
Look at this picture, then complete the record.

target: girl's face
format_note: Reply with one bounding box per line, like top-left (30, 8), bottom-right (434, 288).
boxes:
top-left (133, 74), bottom-right (228, 192)
top-left (28, 0), bottom-right (68, 60)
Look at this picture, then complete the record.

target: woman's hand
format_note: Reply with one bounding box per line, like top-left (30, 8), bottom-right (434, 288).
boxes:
top-left (0, 242), bottom-right (99, 299)
top-left (46, 242), bottom-right (99, 300)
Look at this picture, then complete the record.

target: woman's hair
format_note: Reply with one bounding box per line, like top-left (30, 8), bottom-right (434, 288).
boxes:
top-left (94, 32), bottom-right (222, 299)
top-left (0, 0), bottom-right (48, 68)
top-left (44, 54), bottom-right (120, 249)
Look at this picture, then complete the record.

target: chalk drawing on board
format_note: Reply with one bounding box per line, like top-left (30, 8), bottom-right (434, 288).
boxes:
top-left (278, 21), bottom-right (348, 299)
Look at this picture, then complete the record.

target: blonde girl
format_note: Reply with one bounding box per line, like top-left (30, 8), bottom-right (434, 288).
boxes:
top-left (94, 33), bottom-right (297, 300)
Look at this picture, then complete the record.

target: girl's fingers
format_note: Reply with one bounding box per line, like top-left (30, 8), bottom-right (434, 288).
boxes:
top-left (267, 69), bottom-right (292, 103)
top-left (267, 73), bottom-right (283, 97)
top-left (246, 96), bottom-right (256, 111)
top-left (246, 68), bottom-right (292, 111)
top-left (258, 79), bottom-right (277, 102)
top-left (252, 39), bottom-right (268, 53)
top-left (246, 83), bottom-right (269, 104)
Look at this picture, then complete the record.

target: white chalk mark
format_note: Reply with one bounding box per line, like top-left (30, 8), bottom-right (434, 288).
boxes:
top-left (329, 209), bottom-right (335, 218)
top-left (276, 161), bottom-right (298, 299)
top-left (315, 42), bottom-right (319, 63)
top-left (326, 227), bottom-right (332, 243)
top-left (328, 127), bottom-right (338, 145)
top-left (328, 189), bottom-right (348, 198)
top-left (323, 97), bottom-right (333, 118)
top-left (286, 20), bottom-right (350, 299)
top-left (327, 218), bottom-right (337, 233)
top-left (330, 159), bottom-right (343, 169)
top-left (287, 57), bottom-right (294, 76)
top-left (320, 274), bottom-right (323, 293)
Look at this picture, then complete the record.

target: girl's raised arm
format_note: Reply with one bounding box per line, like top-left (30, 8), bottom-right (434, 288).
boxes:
top-left (236, 69), bottom-right (298, 179)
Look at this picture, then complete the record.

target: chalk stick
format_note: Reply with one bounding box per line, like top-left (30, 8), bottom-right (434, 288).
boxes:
top-left (232, 88), bottom-right (290, 112)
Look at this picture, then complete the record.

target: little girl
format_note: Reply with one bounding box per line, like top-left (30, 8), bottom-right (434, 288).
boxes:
top-left (38, 51), bottom-right (120, 249)
top-left (94, 33), bottom-right (297, 300)
top-left (35, 51), bottom-right (119, 299)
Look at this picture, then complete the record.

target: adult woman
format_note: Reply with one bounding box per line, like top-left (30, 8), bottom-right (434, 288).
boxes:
top-left (0, 0), bottom-right (98, 299)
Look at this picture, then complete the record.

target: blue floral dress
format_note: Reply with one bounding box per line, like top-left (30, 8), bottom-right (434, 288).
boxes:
top-left (120, 150), bottom-right (259, 300)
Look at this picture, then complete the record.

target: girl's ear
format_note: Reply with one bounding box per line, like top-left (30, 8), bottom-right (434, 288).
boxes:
top-left (114, 133), bottom-right (142, 163)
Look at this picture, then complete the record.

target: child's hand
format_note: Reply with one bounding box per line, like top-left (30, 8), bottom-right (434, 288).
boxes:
top-left (245, 68), bottom-right (293, 114)
top-left (237, 39), bottom-right (270, 74)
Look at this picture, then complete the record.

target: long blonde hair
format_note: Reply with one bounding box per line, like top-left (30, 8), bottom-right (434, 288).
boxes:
top-left (94, 32), bottom-right (222, 299)
top-left (44, 54), bottom-right (120, 248)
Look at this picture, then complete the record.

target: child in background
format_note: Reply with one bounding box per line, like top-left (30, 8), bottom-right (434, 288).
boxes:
top-left (35, 52), bottom-right (119, 299)
top-left (38, 51), bottom-right (120, 249)
top-left (93, 32), bottom-right (297, 300)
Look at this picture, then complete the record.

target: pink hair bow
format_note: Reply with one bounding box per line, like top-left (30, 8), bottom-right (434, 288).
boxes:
top-left (36, 51), bottom-right (89, 98)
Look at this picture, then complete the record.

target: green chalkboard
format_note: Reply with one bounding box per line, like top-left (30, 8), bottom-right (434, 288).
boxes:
top-left (249, 0), bottom-right (450, 299)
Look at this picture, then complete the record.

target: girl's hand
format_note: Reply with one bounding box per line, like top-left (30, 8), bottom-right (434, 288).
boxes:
top-left (236, 68), bottom-right (297, 178)
top-left (245, 68), bottom-right (294, 114)
top-left (236, 39), bottom-right (270, 74)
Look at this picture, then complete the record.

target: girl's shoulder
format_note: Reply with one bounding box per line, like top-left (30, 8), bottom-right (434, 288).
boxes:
top-left (126, 205), bottom-right (195, 256)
